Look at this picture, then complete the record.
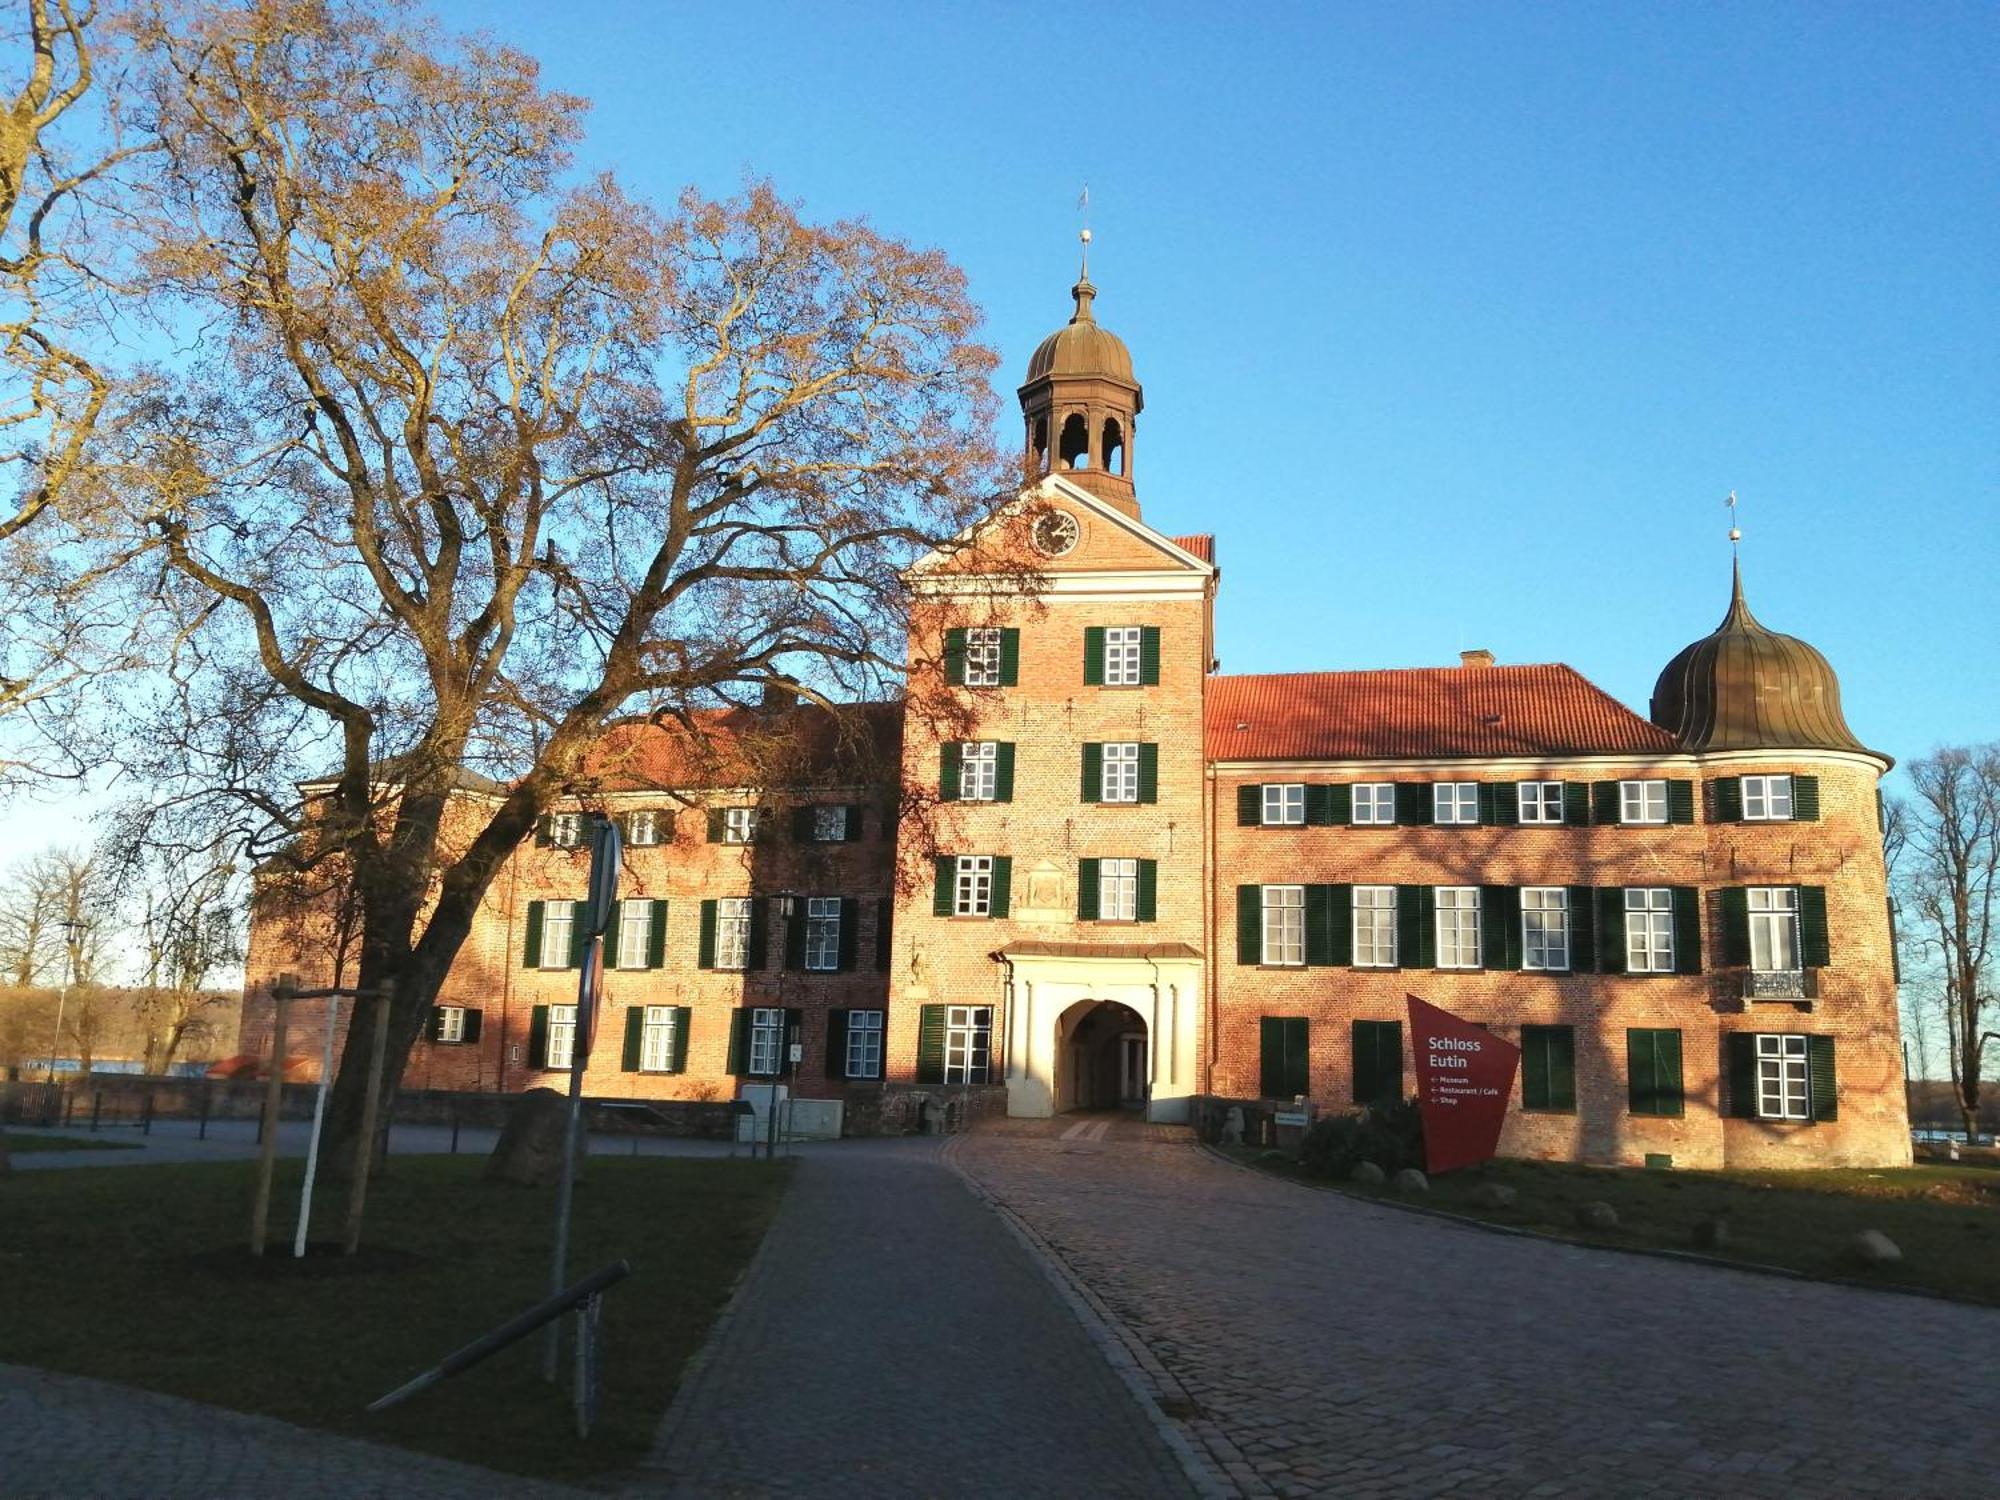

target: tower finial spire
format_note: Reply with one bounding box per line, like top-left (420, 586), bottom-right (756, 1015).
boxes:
top-left (1070, 185), bottom-right (1096, 323)
top-left (1725, 489), bottom-right (1741, 559)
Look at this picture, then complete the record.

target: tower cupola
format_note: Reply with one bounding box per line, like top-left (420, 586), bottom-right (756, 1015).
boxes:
top-left (1018, 231), bottom-right (1144, 516)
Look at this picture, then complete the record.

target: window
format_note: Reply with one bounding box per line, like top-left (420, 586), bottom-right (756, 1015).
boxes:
top-left (954, 856), bottom-right (994, 917)
top-left (1518, 782), bottom-right (1564, 824)
top-left (1520, 1025), bottom-right (1575, 1111)
top-left (749, 1006), bottom-right (785, 1076)
top-left (1353, 886), bottom-right (1397, 967)
top-left (436, 1006), bottom-right (467, 1044)
top-left (1261, 1016), bottom-right (1311, 1100)
top-left (1098, 858), bottom-right (1139, 922)
top-left (945, 1005), bottom-right (992, 1084)
top-left (615, 898), bottom-right (652, 970)
top-left (1433, 783), bottom-right (1479, 825)
top-left (1262, 783), bottom-right (1305, 826)
top-left (1748, 887), bottom-right (1800, 972)
top-left (963, 627), bottom-right (1003, 687)
top-left (1103, 625), bottom-right (1143, 686)
top-left (1522, 888), bottom-right (1570, 971)
top-left (1620, 780), bottom-right (1667, 825)
top-left (539, 900), bottom-right (577, 969)
top-left (1260, 886), bottom-right (1305, 966)
top-left (1352, 1019), bottom-right (1402, 1106)
top-left (1100, 742), bottom-right (1141, 803)
top-left (723, 807), bottom-right (759, 844)
top-left (624, 809), bottom-right (662, 846)
top-left (959, 742), bottom-right (999, 802)
top-left (813, 804), bottom-right (850, 842)
top-left (716, 897), bottom-right (752, 971)
top-left (845, 1009), bottom-right (884, 1080)
top-left (1742, 775), bottom-right (1794, 821)
top-left (804, 897), bottom-right (842, 972)
top-left (1624, 888), bottom-right (1674, 973)
top-left (1436, 887), bottom-right (1480, 969)
top-left (548, 812), bottom-right (582, 848)
top-left (1755, 1034), bottom-right (1810, 1120)
top-left (640, 1006), bottom-right (679, 1072)
top-left (1352, 783), bottom-right (1395, 826)
top-left (546, 1004), bottom-right (578, 1071)
top-left (1627, 1028), bottom-right (1684, 1117)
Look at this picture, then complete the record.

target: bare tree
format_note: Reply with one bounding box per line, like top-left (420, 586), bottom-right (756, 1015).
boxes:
top-left (121, 839), bottom-right (241, 1072)
top-left (80, 0), bottom-right (1006, 1172)
top-left (1893, 744), bottom-right (2000, 1140)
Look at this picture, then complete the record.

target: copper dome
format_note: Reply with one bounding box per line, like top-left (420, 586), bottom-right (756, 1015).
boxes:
top-left (1650, 562), bottom-right (1872, 756)
top-left (1024, 276), bottom-right (1139, 388)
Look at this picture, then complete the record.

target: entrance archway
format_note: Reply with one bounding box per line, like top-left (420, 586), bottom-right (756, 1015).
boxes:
top-left (1054, 1000), bottom-right (1148, 1112)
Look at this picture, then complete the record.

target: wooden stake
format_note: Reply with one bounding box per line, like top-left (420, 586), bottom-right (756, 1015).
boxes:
top-left (343, 978), bottom-right (394, 1256)
top-left (250, 978), bottom-right (295, 1257)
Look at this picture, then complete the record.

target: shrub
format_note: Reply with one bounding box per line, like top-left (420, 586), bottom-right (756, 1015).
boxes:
top-left (1298, 1099), bottom-right (1424, 1179)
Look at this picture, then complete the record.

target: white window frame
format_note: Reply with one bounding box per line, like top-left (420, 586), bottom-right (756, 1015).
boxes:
top-left (954, 856), bottom-right (994, 918)
top-left (1262, 885), bottom-right (1305, 967)
top-left (1620, 780), bottom-right (1668, 825)
top-left (1352, 783), bottom-right (1395, 826)
top-left (624, 809), bottom-right (661, 846)
top-left (813, 804), bottom-right (849, 842)
top-left (1518, 782), bottom-right (1564, 824)
top-left (716, 896), bottom-right (752, 972)
top-left (615, 898), bottom-right (652, 971)
top-left (1625, 887), bottom-right (1675, 973)
top-left (845, 1009), bottom-right (884, 1080)
top-left (1433, 783), bottom-right (1479, 825)
top-left (959, 742), bottom-right (999, 802)
top-left (804, 896), bottom-right (842, 972)
top-left (1748, 887), bottom-right (1801, 972)
top-left (548, 811), bottom-right (582, 848)
top-left (1436, 886), bottom-right (1481, 969)
top-left (639, 1005), bottom-right (678, 1072)
top-left (539, 900), bottom-right (577, 969)
top-left (1101, 742), bottom-right (1141, 804)
top-left (546, 1003), bottom-right (578, 1071)
top-left (1103, 625), bottom-right (1143, 687)
top-left (749, 1006), bottom-right (785, 1077)
top-left (723, 806), bottom-right (759, 844)
top-left (1743, 775), bottom-right (1794, 822)
top-left (1261, 783), bottom-right (1305, 826)
top-left (1522, 887), bottom-right (1570, 972)
top-left (945, 1004), bottom-right (993, 1084)
top-left (436, 1005), bottom-right (467, 1044)
top-left (1353, 886), bottom-right (1397, 968)
top-left (1755, 1033), bottom-right (1810, 1121)
top-left (963, 627), bottom-right (1003, 688)
top-left (1098, 858), bottom-right (1139, 922)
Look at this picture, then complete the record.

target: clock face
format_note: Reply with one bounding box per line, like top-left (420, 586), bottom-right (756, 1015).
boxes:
top-left (1031, 509), bottom-right (1080, 558)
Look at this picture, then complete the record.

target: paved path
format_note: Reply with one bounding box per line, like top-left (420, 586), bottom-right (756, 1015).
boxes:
top-left (629, 1136), bottom-right (1197, 1498)
top-left (949, 1117), bottom-right (2000, 1499)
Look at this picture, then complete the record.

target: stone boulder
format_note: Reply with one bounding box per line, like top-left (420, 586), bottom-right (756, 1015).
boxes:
top-left (485, 1087), bottom-right (583, 1188)
top-left (1691, 1217), bottom-right (1731, 1251)
top-left (1471, 1182), bottom-right (1517, 1210)
top-left (1392, 1167), bottom-right (1429, 1195)
top-left (1844, 1229), bottom-right (1902, 1267)
top-left (1350, 1160), bottom-right (1386, 1186)
top-left (1575, 1200), bottom-right (1619, 1230)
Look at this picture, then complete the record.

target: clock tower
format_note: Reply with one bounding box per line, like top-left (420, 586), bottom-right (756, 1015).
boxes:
top-left (1017, 235), bottom-right (1144, 518)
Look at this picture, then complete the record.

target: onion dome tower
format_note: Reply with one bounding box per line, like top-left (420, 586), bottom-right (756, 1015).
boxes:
top-left (1018, 229), bottom-right (1144, 517)
top-left (1650, 560), bottom-right (1871, 754)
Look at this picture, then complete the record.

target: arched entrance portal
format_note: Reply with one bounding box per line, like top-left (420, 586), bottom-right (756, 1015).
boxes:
top-left (1055, 1000), bottom-right (1148, 1113)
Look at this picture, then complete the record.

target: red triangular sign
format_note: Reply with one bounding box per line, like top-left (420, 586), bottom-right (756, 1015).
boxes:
top-left (1407, 994), bottom-right (1520, 1175)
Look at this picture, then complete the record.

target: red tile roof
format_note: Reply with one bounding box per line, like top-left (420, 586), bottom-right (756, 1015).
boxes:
top-left (1168, 533), bottom-right (1215, 564)
top-left (1206, 665), bottom-right (1679, 761)
top-left (584, 701), bottom-right (902, 790)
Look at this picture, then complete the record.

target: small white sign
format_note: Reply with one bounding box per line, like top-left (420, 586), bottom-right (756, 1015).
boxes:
top-left (1274, 1110), bottom-right (1309, 1127)
top-left (788, 1043), bottom-right (803, 1064)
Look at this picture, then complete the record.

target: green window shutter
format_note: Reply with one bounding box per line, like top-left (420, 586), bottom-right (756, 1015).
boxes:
top-left (1140, 625), bottom-right (1162, 685)
top-left (845, 803), bottom-right (864, 840)
top-left (1713, 777), bottom-right (1743, 823)
top-left (1323, 884), bottom-right (1352, 965)
top-left (1592, 781), bottom-right (1620, 825)
top-left (1667, 779), bottom-right (1696, 824)
top-left (647, 900), bottom-right (668, 969)
top-left (746, 899), bottom-right (769, 970)
top-left (1628, 1029), bottom-right (1684, 1117)
top-left (783, 899), bottom-right (807, 970)
top-left (621, 1007), bottom-right (644, 1072)
top-left (1283, 1017), bottom-right (1309, 1098)
top-left (427, 1006), bottom-right (447, 1043)
top-left (1237, 785), bottom-right (1261, 825)
top-left (1672, 887), bottom-right (1703, 974)
top-left (1261, 1017), bottom-right (1310, 1100)
top-left (534, 816), bottom-right (554, 847)
top-left (1808, 1036), bottom-right (1838, 1121)
top-left (1627, 1029), bottom-right (1655, 1115)
top-left (1329, 784), bottom-right (1353, 824)
top-left (1083, 626), bottom-right (1105, 685)
top-left (998, 628), bottom-right (1020, 686)
top-left (1304, 885), bottom-right (1335, 966)
top-left (528, 1005), bottom-right (550, 1069)
top-left (1395, 783), bottom-right (1429, 826)
top-left (1720, 887), bottom-right (1751, 966)
top-left (875, 897), bottom-right (894, 972)
top-left (1136, 860), bottom-right (1158, 923)
top-left (1562, 782), bottom-right (1590, 826)
top-left (915, 1005), bottom-right (946, 1084)
top-left (792, 805), bottom-right (815, 842)
top-left (943, 627), bottom-right (967, 685)
top-left (1522, 1026), bottom-right (1548, 1108)
top-left (838, 898), bottom-right (859, 971)
top-left (1137, 743), bottom-right (1159, 804)
top-left (1077, 858), bottom-right (1101, 920)
top-left (603, 902), bottom-right (623, 967)
top-left (1726, 1032), bottom-right (1759, 1117)
top-left (669, 1008), bottom-right (691, 1073)
top-left (1548, 1027), bottom-right (1576, 1109)
top-left (939, 742), bottom-right (961, 802)
top-left (568, 909), bottom-right (588, 969)
top-left (1476, 783), bottom-right (1499, 826)
top-left (462, 1010), bottom-right (484, 1045)
top-left (933, 858), bottom-right (955, 916)
top-left (706, 809), bottom-right (726, 842)
top-left (1397, 885), bottom-right (1432, 969)
top-left (1800, 886), bottom-right (1830, 967)
top-left (1080, 742), bottom-right (1102, 803)
top-left (1522, 1026), bottom-right (1575, 1111)
top-left (1236, 885), bottom-right (1260, 965)
top-left (1304, 784), bottom-right (1332, 826)
top-left (1491, 785), bottom-right (1518, 826)
top-left (698, 900), bottom-right (718, 969)
top-left (726, 1010), bottom-right (751, 1076)
top-left (1568, 886), bottom-right (1597, 973)
top-left (1657, 1031), bottom-right (1684, 1116)
top-left (1416, 886), bottom-right (1438, 968)
top-left (994, 742), bottom-right (1016, 802)
top-left (825, 1010), bottom-right (849, 1080)
top-left (1596, 888), bottom-right (1628, 974)
top-left (1481, 886), bottom-right (1521, 970)
top-left (1792, 775), bottom-right (1821, 821)
top-left (990, 856), bottom-right (1012, 917)
top-left (1352, 1020), bottom-right (1403, 1107)
top-left (1887, 897), bottom-right (1901, 985)
top-left (523, 900), bottom-right (544, 967)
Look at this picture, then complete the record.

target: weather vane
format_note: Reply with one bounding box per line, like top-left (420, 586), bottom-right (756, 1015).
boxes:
top-left (1078, 184), bottom-right (1091, 276)
top-left (1725, 490), bottom-right (1741, 555)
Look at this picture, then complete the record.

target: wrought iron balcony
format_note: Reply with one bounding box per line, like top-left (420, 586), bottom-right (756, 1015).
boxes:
top-left (1741, 968), bottom-right (1818, 1002)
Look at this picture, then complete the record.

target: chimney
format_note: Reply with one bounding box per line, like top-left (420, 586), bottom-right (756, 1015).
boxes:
top-left (758, 677), bottom-right (800, 713)
top-left (1459, 649), bottom-right (1495, 670)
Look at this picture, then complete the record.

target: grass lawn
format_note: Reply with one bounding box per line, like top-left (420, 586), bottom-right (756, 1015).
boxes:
top-left (0, 1153), bottom-right (791, 1481)
top-left (3, 1132), bottom-right (140, 1153)
top-left (1227, 1147), bottom-right (2000, 1304)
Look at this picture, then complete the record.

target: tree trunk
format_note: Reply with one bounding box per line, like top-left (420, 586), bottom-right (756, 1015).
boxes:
top-left (315, 951), bottom-right (451, 1183)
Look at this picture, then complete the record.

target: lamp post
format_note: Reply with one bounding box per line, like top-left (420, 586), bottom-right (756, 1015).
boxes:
top-left (45, 919), bottom-right (85, 1082)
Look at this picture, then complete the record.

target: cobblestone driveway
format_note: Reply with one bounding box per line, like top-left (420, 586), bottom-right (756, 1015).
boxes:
top-left (950, 1120), bottom-right (2000, 1499)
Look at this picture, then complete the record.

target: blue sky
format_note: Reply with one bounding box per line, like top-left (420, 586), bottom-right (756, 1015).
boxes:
top-left (442, 0), bottom-right (1995, 773)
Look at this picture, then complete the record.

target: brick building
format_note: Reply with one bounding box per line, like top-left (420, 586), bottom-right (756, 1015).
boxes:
top-left (239, 260), bottom-right (1910, 1167)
